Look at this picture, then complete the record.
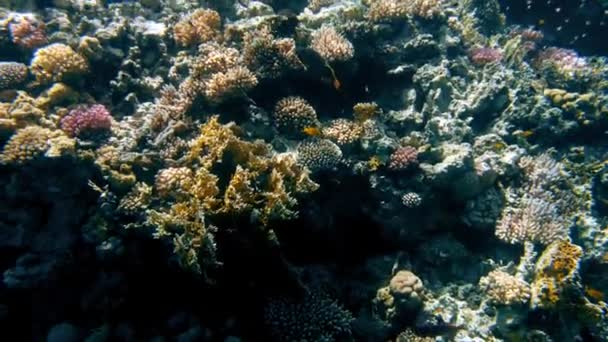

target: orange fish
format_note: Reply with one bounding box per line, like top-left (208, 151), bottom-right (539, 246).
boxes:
top-left (333, 77), bottom-right (341, 90)
top-left (302, 126), bottom-right (322, 136)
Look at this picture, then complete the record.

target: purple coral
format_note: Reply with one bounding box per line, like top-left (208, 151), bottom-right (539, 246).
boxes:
top-left (389, 146), bottom-right (418, 171)
top-left (469, 47), bottom-right (503, 66)
top-left (60, 104), bottom-right (112, 138)
top-left (535, 47), bottom-right (588, 73)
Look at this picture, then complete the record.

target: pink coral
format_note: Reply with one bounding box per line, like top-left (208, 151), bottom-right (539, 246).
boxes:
top-left (60, 104), bottom-right (112, 138)
top-left (389, 146), bottom-right (418, 171)
top-left (8, 15), bottom-right (47, 49)
top-left (469, 47), bottom-right (503, 66)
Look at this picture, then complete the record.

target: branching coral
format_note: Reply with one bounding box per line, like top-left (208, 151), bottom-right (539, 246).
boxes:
top-left (264, 290), bottom-right (353, 341)
top-left (8, 14), bottom-right (47, 49)
top-left (368, 0), bottom-right (444, 22)
top-left (30, 43), bottom-right (89, 84)
top-left (242, 26), bottom-right (305, 79)
top-left (119, 116), bottom-right (318, 273)
top-left (0, 62), bottom-right (28, 90)
top-left (273, 96), bottom-right (320, 135)
top-left (496, 154), bottom-right (578, 245)
top-left (323, 118), bottom-right (362, 145)
top-left (0, 126), bottom-right (74, 164)
top-left (310, 26), bottom-right (354, 62)
top-left (297, 138), bottom-right (343, 172)
top-left (173, 8), bottom-right (221, 47)
top-left (479, 270), bottom-right (531, 305)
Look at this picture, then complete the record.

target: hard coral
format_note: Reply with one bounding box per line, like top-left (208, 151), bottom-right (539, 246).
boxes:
top-left (0, 62), bottom-right (28, 90)
top-left (8, 14), bottom-right (47, 49)
top-left (0, 126), bottom-right (74, 164)
top-left (273, 96), bottom-right (319, 135)
top-left (60, 104), bottom-right (112, 138)
top-left (264, 290), bottom-right (353, 342)
top-left (297, 138), bottom-right (343, 172)
top-left (479, 270), bottom-right (531, 305)
top-left (388, 146), bottom-right (419, 171)
top-left (30, 43), bottom-right (88, 84)
top-left (242, 27), bottom-right (304, 79)
top-left (203, 66), bottom-right (258, 102)
top-left (368, 0), bottom-right (443, 22)
top-left (469, 47), bottom-right (503, 65)
top-left (323, 118), bottom-right (362, 145)
top-left (310, 26), bottom-right (354, 62)
top-left (173, 8), bottom-right (221, 47)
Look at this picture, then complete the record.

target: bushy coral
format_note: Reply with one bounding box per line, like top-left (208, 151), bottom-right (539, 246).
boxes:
top-left (8, 14), bottom-right (47, 49)
top-left (264, 290), bottom-right (353, 341)
top-left (0, 62), bottom-right (28, 90)
top-left (273, 96), bottom-right (320, 135)
top-left (242, 27), bottom-right (305, 79)
top-left (388, 146), bottom-right (419, 171)
top-left (310, 26), bottom-right (354, 62)
top-left (296, 138), bottom-right (343, 172)
top-left (154, 167), bottom-right (194, 199)
top-left (0, 126), bottom-right (74, 164)
top-left (60, 104), bottom-right (112, 138)
top-left (203, 66), bottom-right (258, 102)
top-left (173, 8), bottom-right (221, 47)
top-left (479, 270), bottom-right (531, 305)
top-left (496, 154), bottom-right (577, 245)
top-left (30, 43), bottom-right (88, 84)
top-left (368, 0), bottom-right (443, 22)
top-left (322, 118), bottom-right (362, 145)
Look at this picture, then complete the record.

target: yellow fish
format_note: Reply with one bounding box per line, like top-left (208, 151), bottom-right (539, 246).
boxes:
top-left (302, 126), bottom-right (322, 137)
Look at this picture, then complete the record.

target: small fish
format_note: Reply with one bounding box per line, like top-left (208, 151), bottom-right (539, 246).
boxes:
top-left (333, 77), bottom-right (341, 90)
top-left (302, 126), bottom-right (322, 137)
top-left (585, 287), bottom-right (605, 301)
top-left (513, 129), bottom-right (535, 138)
top-left (414, 313), bottom-right (463, 336)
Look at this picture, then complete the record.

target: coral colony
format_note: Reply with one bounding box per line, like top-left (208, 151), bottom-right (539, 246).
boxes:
top-left (0, 0), bottom-right (608, 341)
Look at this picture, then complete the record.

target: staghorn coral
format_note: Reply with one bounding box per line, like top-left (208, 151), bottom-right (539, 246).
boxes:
top-left (242, 26), bottom-right (305, 79)
top-left (8, 14), bottom-right (46, 49)
top-left (310, 26), bottom-right (354, 62)
top-left (30, 43), bottom-right (88, 84)
top-left (173, 8), bottom-right (221, 47)
top-left (531, 240), bottom-right (583, 309)
top-left (60, 104), bottom-right (112, 138)
top-left (323, 118), bottom-right (362, 145)
top-left (273, 96), bottom-right (320, 135)
top-left (0, 62), bottom-right (28, 90)
top-left (0, 126), bottom-right (74, 164)
top-left (479, 270), bottom-right (531, 305)
top-left (264, 290), bottom-right (353, 341)
top-left (297, 138), bottom-right (343, 172)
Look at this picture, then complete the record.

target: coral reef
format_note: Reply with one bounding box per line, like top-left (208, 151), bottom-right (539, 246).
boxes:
top-left (0, 0), bottom-right (607, 341)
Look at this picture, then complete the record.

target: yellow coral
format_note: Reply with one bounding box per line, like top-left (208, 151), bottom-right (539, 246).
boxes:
top-left (117, 182), bottom-right (153, 215)
top-left (479, 270), bottom-right (531, 305)
top-left (531, 240), bottom-right (583, 308)
top-left (353, 102), bottom-right (381, 122)
top-left (30, 43), bottom-right (88, 84)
